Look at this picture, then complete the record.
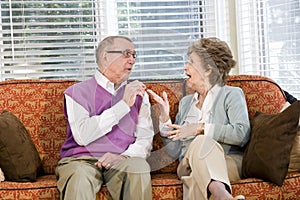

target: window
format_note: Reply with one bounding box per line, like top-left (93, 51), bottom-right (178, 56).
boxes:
top-left (0, 1), bottom-right (97, 80)
top-left (0, 0), bottom-right (225, 81)
top-left (236, 0), bottom-right (300, 99)
top-left (117, 0), bottom-right (211, 80)
top-left (2, 1), bottom-right (298, 98)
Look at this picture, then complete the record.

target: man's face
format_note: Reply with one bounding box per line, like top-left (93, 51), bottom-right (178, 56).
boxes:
top-left (101, 38), bottom-right (136, 85)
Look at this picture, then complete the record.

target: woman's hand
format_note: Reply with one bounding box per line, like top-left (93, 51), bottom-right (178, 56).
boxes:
top-left (166, 123), bottom-right (204, 140)
top-left (147, 89), bottom-right (170, 122)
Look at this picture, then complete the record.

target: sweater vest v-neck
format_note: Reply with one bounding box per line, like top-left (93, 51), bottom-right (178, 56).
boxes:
top-left (60, 77), bottom-right (142, 158)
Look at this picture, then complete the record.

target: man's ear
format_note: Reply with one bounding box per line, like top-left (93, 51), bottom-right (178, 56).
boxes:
top-left (102, 51), bottom-right (108, 62)
top-left (101, 52), bottom-right (110, 69)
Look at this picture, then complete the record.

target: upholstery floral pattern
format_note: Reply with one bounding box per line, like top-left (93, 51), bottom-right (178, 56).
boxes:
top-left (227, 75), bottom-right (287, 120)
top-left (231, 172), bottom-right (300, 199)
top-left (0, 75), bottom-right (298, 200)
top-left (0, 80), bottom-right (78, 174)
top-left (0, 175), bottom-right (59, 200)
top-left (147, 82), bottom-right (182, 173)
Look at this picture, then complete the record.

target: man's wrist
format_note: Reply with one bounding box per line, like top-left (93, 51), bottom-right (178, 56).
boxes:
top-left (120, 155), bottom-right (130, 159)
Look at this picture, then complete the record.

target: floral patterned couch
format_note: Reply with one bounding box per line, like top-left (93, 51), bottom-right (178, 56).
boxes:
top-left (0, 75), bottom-right (299, 200)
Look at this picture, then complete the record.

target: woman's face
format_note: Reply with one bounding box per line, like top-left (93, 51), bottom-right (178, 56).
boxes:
top-left (183, 52), bottom-right (208, 91)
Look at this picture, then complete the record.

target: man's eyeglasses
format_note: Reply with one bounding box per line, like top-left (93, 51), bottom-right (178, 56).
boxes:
top-left (106, 49), bottom-right (137, 59)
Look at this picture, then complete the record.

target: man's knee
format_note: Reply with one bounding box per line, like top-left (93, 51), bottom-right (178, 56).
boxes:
top-left (117, 157), bottom-right (151, 174)
top-left (57, 161), bottom-right (101, 188)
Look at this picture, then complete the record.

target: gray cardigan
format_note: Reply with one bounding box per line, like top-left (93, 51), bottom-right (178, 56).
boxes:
top-left (162, 85), bottom-right (251, 161)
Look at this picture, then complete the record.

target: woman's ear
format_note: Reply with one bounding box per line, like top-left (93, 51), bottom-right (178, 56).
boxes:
top-left (204, 64), bottom-right (213, 76)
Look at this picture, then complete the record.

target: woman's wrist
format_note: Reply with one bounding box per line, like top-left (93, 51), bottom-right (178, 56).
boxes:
top-left (195, 123), bottom-right (205, 136)
top-left (159, 115), bottom-right (170, 123)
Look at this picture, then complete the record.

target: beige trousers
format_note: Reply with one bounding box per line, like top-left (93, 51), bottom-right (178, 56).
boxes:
top-left (177, 135), bottom-right (242, 200)
top-left (55, 156), bottom-right (152, 200)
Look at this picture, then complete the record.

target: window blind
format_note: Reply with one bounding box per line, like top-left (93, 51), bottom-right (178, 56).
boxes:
top-left (0, 0), bottom-right (221, 81)
top-left (236, 0), bottom-right (300, 99)
top-left (114, 0), bottom-right (218, 79)
top-left (0, 1), bottom-right (98, 80)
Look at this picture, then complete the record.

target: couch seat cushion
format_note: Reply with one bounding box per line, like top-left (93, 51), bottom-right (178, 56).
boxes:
top-left (231, 172), bottom-right (300, 199)
top-left (0, 175), bottom-right (59, 199)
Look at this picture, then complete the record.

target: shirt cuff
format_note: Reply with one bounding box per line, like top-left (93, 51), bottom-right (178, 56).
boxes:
top-left (112, 100), bottom-right (130, 121)
top-left (203, 123), bottom-right (213, 138)
top-left (159, 119), bottom-right (172, 137)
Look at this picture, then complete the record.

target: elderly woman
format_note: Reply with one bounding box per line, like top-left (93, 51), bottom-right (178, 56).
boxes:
top-left (148, 37), bottom-right (250, 200)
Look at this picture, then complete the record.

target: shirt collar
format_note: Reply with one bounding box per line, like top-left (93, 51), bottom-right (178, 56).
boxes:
top-left (192, 84), bottom-right (221, 102)
top-left (94, 69), bottom-right (127, 95)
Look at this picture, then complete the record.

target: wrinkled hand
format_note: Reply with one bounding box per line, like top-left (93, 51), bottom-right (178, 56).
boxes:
top-left (123, 80), bottom-right (146, 107)
top-left (147, 89), bottom-right (170, 122)
top-left (95, 152), bottom-right (127, 170)
top-left (166, 123), bottom-right (201, 141)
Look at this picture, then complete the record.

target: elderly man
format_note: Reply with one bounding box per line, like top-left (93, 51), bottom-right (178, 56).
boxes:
top-left (55, 36), bottom-right (154, 200)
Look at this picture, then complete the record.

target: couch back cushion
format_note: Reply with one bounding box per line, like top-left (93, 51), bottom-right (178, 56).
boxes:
top-left (227, 75), bottom-right (286, 120)
top-left (0, 80), bottom-right (77, 174)
top-left (146, 81), bottom-right (184, 173)
top-left (148, 75), bottom-right (287, 173)
top-left (0, 75), bottom-right (287, 175)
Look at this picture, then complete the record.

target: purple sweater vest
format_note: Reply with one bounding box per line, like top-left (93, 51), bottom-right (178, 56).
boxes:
top-left (60, 77), bottom-right (142, 158)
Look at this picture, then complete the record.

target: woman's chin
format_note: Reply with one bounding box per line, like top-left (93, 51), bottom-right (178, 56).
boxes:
top-left (185, 79), bottom-right (193, 88)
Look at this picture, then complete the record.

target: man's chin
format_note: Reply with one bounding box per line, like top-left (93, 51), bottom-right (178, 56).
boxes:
top-left (119, 74), bottom-right (131, 84)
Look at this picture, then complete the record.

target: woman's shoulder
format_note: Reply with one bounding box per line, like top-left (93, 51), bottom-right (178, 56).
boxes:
top-left (224, 85), bottom-right (243, 93)
top-left (222, 85), bottom-right (246, 101)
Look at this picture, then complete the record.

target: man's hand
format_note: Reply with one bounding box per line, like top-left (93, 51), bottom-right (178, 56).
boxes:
top-left (95, 152), bottom-right (128, 170)
top-left (123, 80), bottom-right (146, 107)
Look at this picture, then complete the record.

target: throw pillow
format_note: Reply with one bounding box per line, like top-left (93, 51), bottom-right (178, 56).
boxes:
top-left (242, 100), bottom-right (300, 186)
top-left (0, 168), bottom-right (4, 182)
top-left (0, 110), bottom-right (43, 182)
top-left (281, 101), bottom-right (300, 173)
top-left (289, 126), bottom-right (300, 172)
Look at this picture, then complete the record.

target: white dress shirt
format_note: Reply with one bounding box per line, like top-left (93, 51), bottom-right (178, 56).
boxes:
top-left (65, 70), bottom-right (154, 158)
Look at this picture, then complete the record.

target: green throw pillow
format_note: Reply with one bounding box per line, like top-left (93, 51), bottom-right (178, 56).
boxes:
top-left (0, 110), bottom-right (43, 182)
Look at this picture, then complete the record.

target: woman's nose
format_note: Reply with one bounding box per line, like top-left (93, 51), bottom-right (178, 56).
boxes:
top-left (183, 63), bottom-right (189, 70)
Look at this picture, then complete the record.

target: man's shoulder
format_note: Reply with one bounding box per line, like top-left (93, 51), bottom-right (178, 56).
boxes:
top-left (65, 77), bottom-right (96, 94)
top-left (75, 77), bottom-right (96, 86)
